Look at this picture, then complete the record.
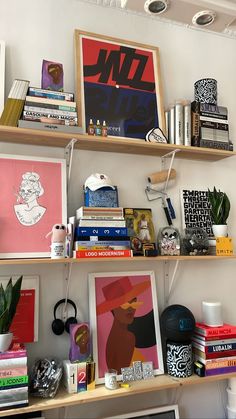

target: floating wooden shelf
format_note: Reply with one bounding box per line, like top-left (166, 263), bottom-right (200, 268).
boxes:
top-left (0, 125), bottom-right (235, 161)
top-left (0, 255), bottom-right (235, 265)
top-left (1, 372), bottom-right (235, 417)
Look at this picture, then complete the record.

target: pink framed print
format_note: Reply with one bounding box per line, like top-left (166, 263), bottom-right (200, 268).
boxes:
top-left (0, 153), bottom-right (67, 258)
top-left (89, 271), bottom-right (164, 384)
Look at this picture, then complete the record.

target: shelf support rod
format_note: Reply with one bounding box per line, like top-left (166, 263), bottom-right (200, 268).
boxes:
top-left (164, 259), bottom-right (180, 306)
top-left (64, 138), bottom-right (78, 188)
top-left (161, 149), bottom-right (180, 193)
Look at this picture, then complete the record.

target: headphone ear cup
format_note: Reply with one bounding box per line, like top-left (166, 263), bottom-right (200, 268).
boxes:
top-left (52, 319), bottom-right (65, 335)
top-left (65, 317), bottom-right (78, 334)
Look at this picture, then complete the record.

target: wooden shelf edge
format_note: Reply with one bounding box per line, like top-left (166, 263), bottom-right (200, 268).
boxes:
top-left (0, 255), bottom-right (235, 265)
top-left (0, 372), bottom-right (235, 417)
top-left (0, 125), bottom-right (235, 161)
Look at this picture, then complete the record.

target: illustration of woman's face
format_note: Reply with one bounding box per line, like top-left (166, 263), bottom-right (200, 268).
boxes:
top-left (75, 326), bottom-right (89, 354)
top-left (19, 183), bottom-right (36, 203)
top-left (112, 297), bottom-right (141, 325)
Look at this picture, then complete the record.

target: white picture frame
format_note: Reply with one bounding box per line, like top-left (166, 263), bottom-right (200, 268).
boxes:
top-left (89, 270), bottom-right (164, 384)
top-left (0, 41), bottom-right (5, 116)
top-left (103, 404), bottom-right (180, 419)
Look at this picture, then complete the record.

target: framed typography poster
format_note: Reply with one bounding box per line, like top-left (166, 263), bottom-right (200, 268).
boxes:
top-left (89, 271), bottom-right (164, 384)
top-left (74, 30), bottom-right (165, 140)
top-left (0, 154), bottom-right (67, 258)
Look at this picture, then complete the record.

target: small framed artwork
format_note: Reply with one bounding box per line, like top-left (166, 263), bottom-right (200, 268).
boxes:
top-left (0, 153), bottom-right (67, 258)
top-left (89, 271), bottom-right (164, 384)
top-left (180, 188), bottom-right (213, 238)
top-left (0, 41), bottom-right (5, 116)
top-left (74, 30), bottom-right (165, 139)
top-left (103, 404), bottom-right (180, 419)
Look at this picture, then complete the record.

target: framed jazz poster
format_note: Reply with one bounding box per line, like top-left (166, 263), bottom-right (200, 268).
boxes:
top-left (74, 30), bottom-right (165, 140)
top-left (89, 270), bottom-right (164, 384)
top-left (0, 153), bottom-right (67, 258)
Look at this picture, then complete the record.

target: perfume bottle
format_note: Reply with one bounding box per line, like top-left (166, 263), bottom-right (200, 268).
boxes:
top-left (95, 120), bottom-right (102, 136)
top-left (102, 120), bottom-right (108, 137)
top-left (87, 119), bottom-right (95, 135)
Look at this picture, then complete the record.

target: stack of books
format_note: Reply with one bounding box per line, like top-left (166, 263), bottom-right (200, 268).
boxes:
top-left (73, 206), bottom-right (132, 258)
top-left (191, 102), bottom-right (233, 151)
top-left (193, 322), bottom-right (236, 376)
top-left (0, 343), bottom-right (28, 410)
top-left (18, 86), bottom-right (81, 133)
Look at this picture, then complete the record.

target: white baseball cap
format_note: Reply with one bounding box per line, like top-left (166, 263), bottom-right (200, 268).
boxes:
top-left (84, 173), bottom-right (115, 191)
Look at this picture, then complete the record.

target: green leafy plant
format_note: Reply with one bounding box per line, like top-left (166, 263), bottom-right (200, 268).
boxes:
top-left (208, 187), bottom-right (230, 225)
top-left (0, 276), bottom-right (23, 334)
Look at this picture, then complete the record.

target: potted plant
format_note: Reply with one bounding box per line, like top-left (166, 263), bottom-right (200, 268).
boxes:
top-left (208, 187), bottom-right (230, 237)
top-left (0, 276), bottom-right (22, 352)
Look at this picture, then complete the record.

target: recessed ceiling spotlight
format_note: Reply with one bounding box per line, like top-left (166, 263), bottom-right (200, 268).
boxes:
top-left (144, 0), bottom-right (169, 15)
top-left (192, 10), bottom-right (216, 27)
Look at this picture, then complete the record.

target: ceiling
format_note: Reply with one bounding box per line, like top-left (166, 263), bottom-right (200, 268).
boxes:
top-left (80, 0), bottom-right (236, 38)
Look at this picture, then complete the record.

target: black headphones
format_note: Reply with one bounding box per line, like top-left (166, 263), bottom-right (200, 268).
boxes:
top-left (51, 299), bottom-right (78, 335)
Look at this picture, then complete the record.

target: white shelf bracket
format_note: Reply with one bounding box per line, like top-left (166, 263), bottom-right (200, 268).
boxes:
top-left (64, 138), bottom-right (78, 190)
top-left (161, 149), bottom-right (180, 193)
top-left (164, 259), bottom-right (180, 306)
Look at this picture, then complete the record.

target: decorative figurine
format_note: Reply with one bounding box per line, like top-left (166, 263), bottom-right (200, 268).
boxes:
top-left (45, 224), bottom-right (67, 259)
top-left (158, 226), bottom-right (181, 256)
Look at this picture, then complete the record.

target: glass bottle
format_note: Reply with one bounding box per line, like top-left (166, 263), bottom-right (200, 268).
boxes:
top-left (95, 120), bottom-right (102, 136)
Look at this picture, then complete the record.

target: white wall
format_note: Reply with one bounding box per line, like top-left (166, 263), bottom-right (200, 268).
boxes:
top-left (1, 0), bottom-right (236, 417)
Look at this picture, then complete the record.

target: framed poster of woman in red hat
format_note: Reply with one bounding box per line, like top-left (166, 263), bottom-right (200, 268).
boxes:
top-left (89, 271), bottom-right (164, 384)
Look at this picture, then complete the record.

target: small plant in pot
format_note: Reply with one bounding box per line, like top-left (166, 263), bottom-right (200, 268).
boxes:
top-left (208, 187), bottom-right (230, 237)
top-left (0, 276), bottom-right (23, 352)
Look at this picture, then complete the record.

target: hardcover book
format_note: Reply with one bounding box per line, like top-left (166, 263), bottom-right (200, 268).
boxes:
top-left (123, 208), bottom-right (156, 256)
top-left (74, 249), bottom-right (132, 258)
top-left (0, 79), bottom-right (30, 126)
top-left (195, 322), bottom-right (236, 338)
top-left (74, 227), bottom-right (128, 238)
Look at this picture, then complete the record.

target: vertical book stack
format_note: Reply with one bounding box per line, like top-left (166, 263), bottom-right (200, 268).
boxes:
top-left (0, 79), bottom-right (30, 127)
top-left (0, 343), bottom-right (28, 410)
top-left (193, 322), bottom-right (236, 376)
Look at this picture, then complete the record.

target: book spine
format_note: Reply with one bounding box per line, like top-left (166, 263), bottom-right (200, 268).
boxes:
top-left (74, 249), bottom-right (133, 258)
top-left (23, 111), bottom-right (78, 122)
top-left (24, 106), bottom-right (77, 117)
top-left (78, 220), bottom-right (126, 227)
top-left (28, 87), bottom-right (74, 101)
top-left (0, 375), bottom-right (28, 388)
top-left (200, 120), bottom-right (229, 130)
top-left (75, 235), bottom-right (130, 242)
top-left (200, 139), bottom-right (230, 150)
top-left (25, 95), bottom-right (76, 107)
top-left (75, 227), bottom-right (128, 237)
top-left (74, 241), bottom-right (130, 250)
top-left (195, 324), bottom-right (236, 337)
top-left (23, 115), bottom-right (78, 126)
top-left (0, 357), bottom-right (27, 368)
top-left (175, 101), bottom-right (184, 145)
top-left (184, 102), bottom-right (191, 146)
top-left (25, 100), bottom-right (76, 111)
top-left (0, 367), bottom-right (27, 377)
top-left (200, 116), bottom-right (229, 124)
top-left (165, 110), bottom-right (169, 140)
top-left (205, 366), bottom-right (236, 376)
top-left (169, 104), bottom-right (175, 144)
top-left (193, 336), bottom-right (236, 346)
top-left (77, 216), bottom-right (124, 221)
top-left (193, 346), bottom-right (236, 359)
top-left (0, 351), bottom-right (26, 360)
top-left (195, 355), bottom-right (236, 367)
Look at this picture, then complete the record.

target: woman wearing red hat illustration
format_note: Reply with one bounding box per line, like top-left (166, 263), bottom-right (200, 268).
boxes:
top-left (97, 276), bottom-right (156, 374)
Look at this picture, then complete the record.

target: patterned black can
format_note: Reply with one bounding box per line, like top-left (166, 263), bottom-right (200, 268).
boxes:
top-left (166, 341), bottom-right (193, 378)
top-left (194, 78), bottom-right (217, 105)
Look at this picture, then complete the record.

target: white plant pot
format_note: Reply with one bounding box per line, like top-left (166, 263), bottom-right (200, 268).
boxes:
top-left (0, 332), bottom-right (13, 352)
top-left (212, 224), bottom-right (228, 237)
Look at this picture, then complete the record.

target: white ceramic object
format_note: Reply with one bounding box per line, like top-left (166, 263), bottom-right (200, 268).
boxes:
top-left (202, 301), bottom-right (223, 326)
top-left (227, 388), bottom-right (236, 409)
top-left (0, 332), bottom-right (13, 352)
top-left (212, 224), bottom-right (228, 237)
top-left (227, 405), bottom-right (236, 419)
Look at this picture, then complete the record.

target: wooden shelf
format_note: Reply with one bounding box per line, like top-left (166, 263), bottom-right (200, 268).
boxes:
top-left (0, 125), bottom-right (235, 161)
top-left (1, 372), bottom-right (235, 417)
top-left (0, 255), bottom-right (235, 266)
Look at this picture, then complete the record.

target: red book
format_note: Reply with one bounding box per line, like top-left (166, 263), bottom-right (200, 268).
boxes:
top-left (74, 249), bottom-right (133, 258)
top-left (195, 322), bottom-right (236, 338)
top-left (0, 367), bottom-right (27, 378)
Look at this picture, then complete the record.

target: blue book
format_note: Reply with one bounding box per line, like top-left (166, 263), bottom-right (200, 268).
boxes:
top-left (75, 226), bottom-right (128, 237)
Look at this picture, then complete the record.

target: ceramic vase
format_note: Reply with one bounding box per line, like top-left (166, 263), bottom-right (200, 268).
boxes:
top-left (0, 332), bottom-right (13, 352)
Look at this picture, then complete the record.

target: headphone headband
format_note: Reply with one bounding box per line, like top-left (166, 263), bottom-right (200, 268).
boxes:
top-left (53, 298), bottom-right (77, 319)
